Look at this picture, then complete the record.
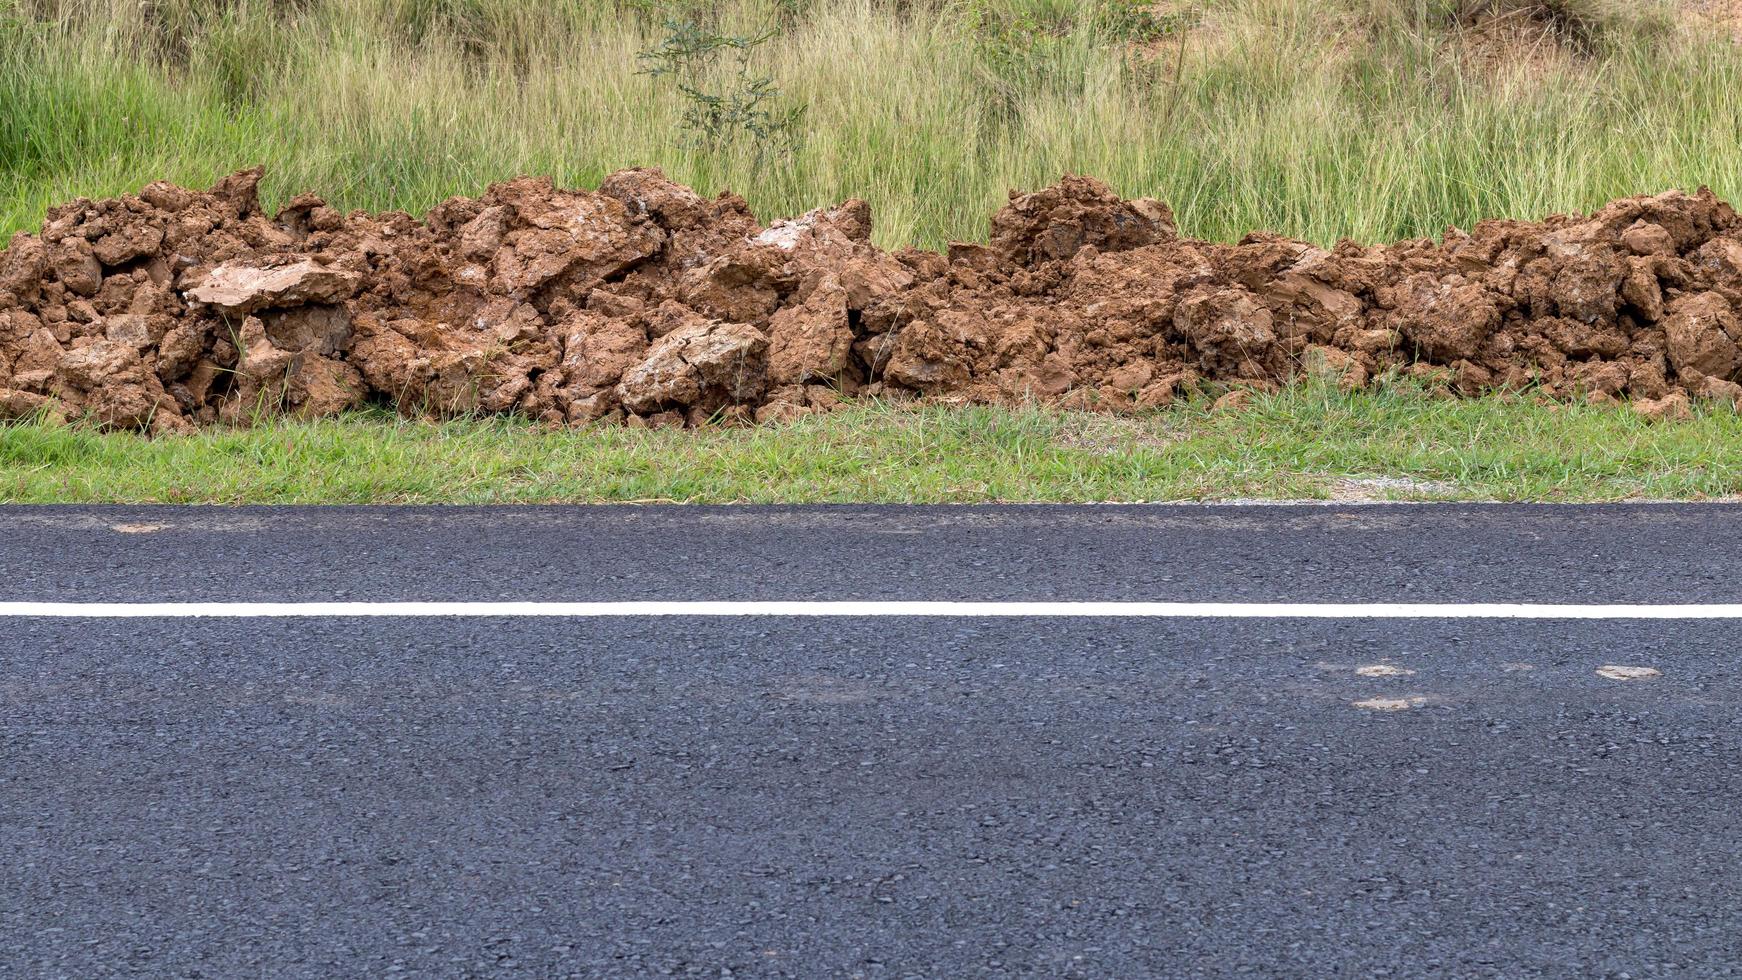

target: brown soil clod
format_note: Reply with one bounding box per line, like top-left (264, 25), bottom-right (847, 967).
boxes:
top-left (4, 168), bottom-right (1742, 431)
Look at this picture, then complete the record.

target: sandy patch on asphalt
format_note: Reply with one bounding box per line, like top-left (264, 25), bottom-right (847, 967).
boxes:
top-left (1596, 665), bottom-right (1662, 681)
top-left (1352, 696), bottom-right (1427, 711)
top-left (1355, 664), bottom-right (1415, 677)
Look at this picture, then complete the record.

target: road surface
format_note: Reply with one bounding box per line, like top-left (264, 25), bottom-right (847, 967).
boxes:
top-left (3, 505), bottom-right (1740, 977)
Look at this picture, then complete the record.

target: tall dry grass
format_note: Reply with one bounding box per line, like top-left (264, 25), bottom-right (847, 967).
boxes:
top-left (2, 0), bottom-right (1737, 248)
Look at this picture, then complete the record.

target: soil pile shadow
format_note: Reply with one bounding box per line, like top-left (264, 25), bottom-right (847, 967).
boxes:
top-left (3, 167), bottom-right (1740, 432)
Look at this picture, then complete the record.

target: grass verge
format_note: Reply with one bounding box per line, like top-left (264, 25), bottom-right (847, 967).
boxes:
top-left (3, 383), bottom-right (1737, 504)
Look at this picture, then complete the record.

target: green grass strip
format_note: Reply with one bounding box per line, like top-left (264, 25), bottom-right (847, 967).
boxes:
top-left (4, 383), bottom-right (1738, 504)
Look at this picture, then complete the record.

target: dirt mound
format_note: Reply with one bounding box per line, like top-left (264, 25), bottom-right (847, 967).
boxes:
top-left (3, 167), bottom-right (1742, 432)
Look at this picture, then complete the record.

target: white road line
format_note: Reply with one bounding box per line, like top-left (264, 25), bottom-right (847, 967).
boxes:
top-left (0, 601), bottom-right (1740, 619)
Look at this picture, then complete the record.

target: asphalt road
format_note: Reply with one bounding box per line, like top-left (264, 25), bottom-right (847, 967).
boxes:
top-left (4, 505), bottom-right (1741, 978)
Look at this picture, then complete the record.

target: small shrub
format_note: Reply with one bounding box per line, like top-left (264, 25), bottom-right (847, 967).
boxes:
top-left (1092, 0), bottom-right (1183, 44)
top-left (959, 0), bottom-right (1075, 122)
top-left (1413, 0), bottom-right (1675, 53)
top-left (636, 14), bottom-right (806, 167)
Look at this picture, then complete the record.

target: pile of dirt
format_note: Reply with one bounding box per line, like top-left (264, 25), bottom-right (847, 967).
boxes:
top-left (3, 167), bottom-right (1741, 432)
